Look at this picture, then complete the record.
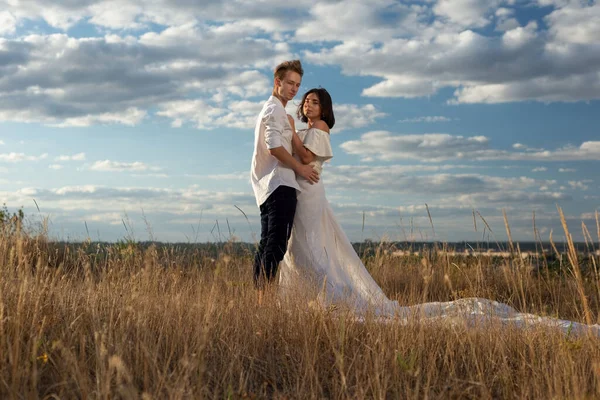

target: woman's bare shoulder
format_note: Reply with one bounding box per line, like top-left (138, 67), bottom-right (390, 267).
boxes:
top-left (312, 120), bottom-right (330, 133)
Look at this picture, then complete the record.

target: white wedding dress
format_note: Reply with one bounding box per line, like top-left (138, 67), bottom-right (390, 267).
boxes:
top-left (280, 127), bottom-right (600, 336)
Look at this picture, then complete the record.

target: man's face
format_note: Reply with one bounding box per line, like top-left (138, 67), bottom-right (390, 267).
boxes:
top-left (275, 71), bottom-right (301, 101)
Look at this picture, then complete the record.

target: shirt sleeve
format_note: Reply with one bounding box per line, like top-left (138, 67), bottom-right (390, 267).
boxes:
top-left (304, 128), bottom-right (333, 160)
top-left (262, 105), bottom-right (283, 149)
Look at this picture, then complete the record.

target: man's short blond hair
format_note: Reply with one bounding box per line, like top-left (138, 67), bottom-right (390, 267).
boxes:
top-left (274, 60), bottom-right (304, 80)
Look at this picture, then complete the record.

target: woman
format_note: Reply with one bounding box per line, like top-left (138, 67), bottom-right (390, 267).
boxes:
top-left (280, 88), bottom-right (599, 335)
top-left (281, 88), bottom-right (399, 315)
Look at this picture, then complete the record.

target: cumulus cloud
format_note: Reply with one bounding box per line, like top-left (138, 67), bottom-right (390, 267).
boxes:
top-left (0, 11), bottom-right (17, 36)
top-left (157, 100), bottom-right (227, 129)
top-left (157, 98), bottom-right (386, 131)
top-left (580, 210), bottom-right (600, 220)
top-left (0, 25), bottom-right (289, 127)
top-left (0, 182), bottom-right (260, 240)
top-left (325, 164), bottom-right (571, 209)
top-left (0, 0), bottom-right (597, 133)
top-left (0, 0), bottom-right (315, 32)
top-left (455, 191), bottom-right (570, 206)
top-left (3, 184), bottom-right (255, 215)
top-left (285, 102), bottom-right (387, 133)
top-left (304, 1), bottom-right (600, 104)
top-left (48, 164), bottom-right (63, 170)
top-left (55, 153), bottom-right (86, 161)
top-left (330, 165), bottom-right (528, 192)
top-left (157, 98), bottom-right (272, 130)
top-left (434, 0), bottom-right (501, 28)
top-left (205, 172), bottom-right (248, 180)
top-left (340, 132), bottom-right (600, 162)
top-left (330, 202), bottom-right (481, 221)
top-left (0, 152), bottom-right (48, 162)
top-left (2, 179), bottom-right (571, 242)
top-left (327, 104), bottom-right (386, 132)
top-left (295, 0), bottom-right (427, 43)
top-left (89, 160), bottom-right (162, 172)
top-left (51, 108), bottom-right (147, 128)
top-left (546, 2), bottom-right (600, 45)
top-left (340, 132), bottom-right (490, 162)
top-left (398, 116), bottom-right (453, 123)
top-left (568, 180), bottom-right (591, 191)
top-left (532, 167), bottom-right (547, 172)
top-left (495, 7), bottom-right (520, 32)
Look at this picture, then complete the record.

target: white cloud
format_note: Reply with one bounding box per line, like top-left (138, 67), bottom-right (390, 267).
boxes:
top-left (158, 97), bottom-right (271, 130)
top-left (452, 74), bottom-right (600, 104)
top-left (326, 164), bottom-right (570, 208)
top-left (0, 152), bottom-right (48, 162)
top-left (0, 11), bottom-right (17, 35)
top-left (81, 212), bottom-right (125, 225)
top-left (90, 160), bottom-right (162, 172)
top-left (494, 7), bottom-right (519, 31)
top-left (51, 108), bottom-right (147, 128)
top-left (495, 7), bottom-right (514, 18)
top-left (217, 100), bottom-right (266, 130)
top-left (205, 172), bottom-right (248, 180)
top-left (1, 0), bottom-right (597, 131)
top-left (434, 0), bottom-right (501, 28)
top-left (532, 167), bottom-right (547, 172)
top-left (546, 2), bottom-right (600, 45)
top-left (295, 0), bottom-right (426, 43)
top-left (3, 184), bottom-right (255, 215)
top-left (398, 116), bottom-right (453, 123)
top-left (340, 132), bottom-right (491, 162)
top-left (49, 164), bottom-right (63, 170)
top-left (341, 132), bottom-right (600, 162)
top-left (495, 17), bottom-right (520, 31)
top-left (305, 2), bottom-right (600, 104)
top-left (568, 180), bottom-right (591, 191)
top-left (512, 143), bottom-right (545, 152)
top-left (157, 98), bottom-right (385, 132)
top-left (502, 21), bottom-right (538, 48)
top-left (580, 211), bottom-right (600, 220)
top-left (559, 168), bottom-right (576, 173)
top-left (455, 190), bottom-right (571, 206)
top-left (0, 0), bottom-right (315, 31)
top-left (55, 152), bottom-right (86, 161)
top-left (0, 183), bottom-right (259, 241)
top-left (130, 173), bottom-right (169, 179)
top-left (329, 104), bottom-right (387, 133)
top-left (0, 27), bottom-right (286, 127)
top-left (157, 100), bottom-right (226, 129)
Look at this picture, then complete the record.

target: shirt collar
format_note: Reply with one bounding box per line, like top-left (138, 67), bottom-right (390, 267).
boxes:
top-left (269, 95), bottom-right (284, 108)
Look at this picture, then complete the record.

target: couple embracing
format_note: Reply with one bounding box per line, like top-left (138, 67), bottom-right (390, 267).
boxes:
top-left (249, 59), bottom-right (600, 335)
top-left (250, 59), bottom-right (402, 312)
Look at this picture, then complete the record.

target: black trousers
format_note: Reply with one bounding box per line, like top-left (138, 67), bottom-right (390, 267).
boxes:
top-left (253, 185), bottom-right (297, 289)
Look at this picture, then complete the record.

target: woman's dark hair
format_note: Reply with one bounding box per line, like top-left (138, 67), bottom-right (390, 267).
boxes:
top-left (297, 88), bottom-right (335, 129)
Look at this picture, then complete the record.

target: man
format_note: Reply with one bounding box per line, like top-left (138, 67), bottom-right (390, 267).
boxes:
top-left (250, 59), bottom-right (319, 303)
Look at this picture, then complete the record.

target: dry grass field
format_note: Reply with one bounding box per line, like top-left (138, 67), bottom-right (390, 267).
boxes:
top-left (1, 211), bottom-right (600, 399)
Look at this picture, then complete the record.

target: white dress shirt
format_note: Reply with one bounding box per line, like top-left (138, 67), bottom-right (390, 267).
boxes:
top-left (250, 96), bottom-right (301, 207)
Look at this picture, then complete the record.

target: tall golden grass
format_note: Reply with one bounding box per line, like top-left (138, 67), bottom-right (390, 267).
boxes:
top-left (1, 209), bottom-right (600, 398)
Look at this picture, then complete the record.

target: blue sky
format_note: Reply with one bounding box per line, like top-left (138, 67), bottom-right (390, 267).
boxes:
top-left (0, 0), bottom-right (598, 243)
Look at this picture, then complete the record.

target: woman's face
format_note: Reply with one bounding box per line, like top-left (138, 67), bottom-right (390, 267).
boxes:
top-left (303, 93), bottom-right (321, 121)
